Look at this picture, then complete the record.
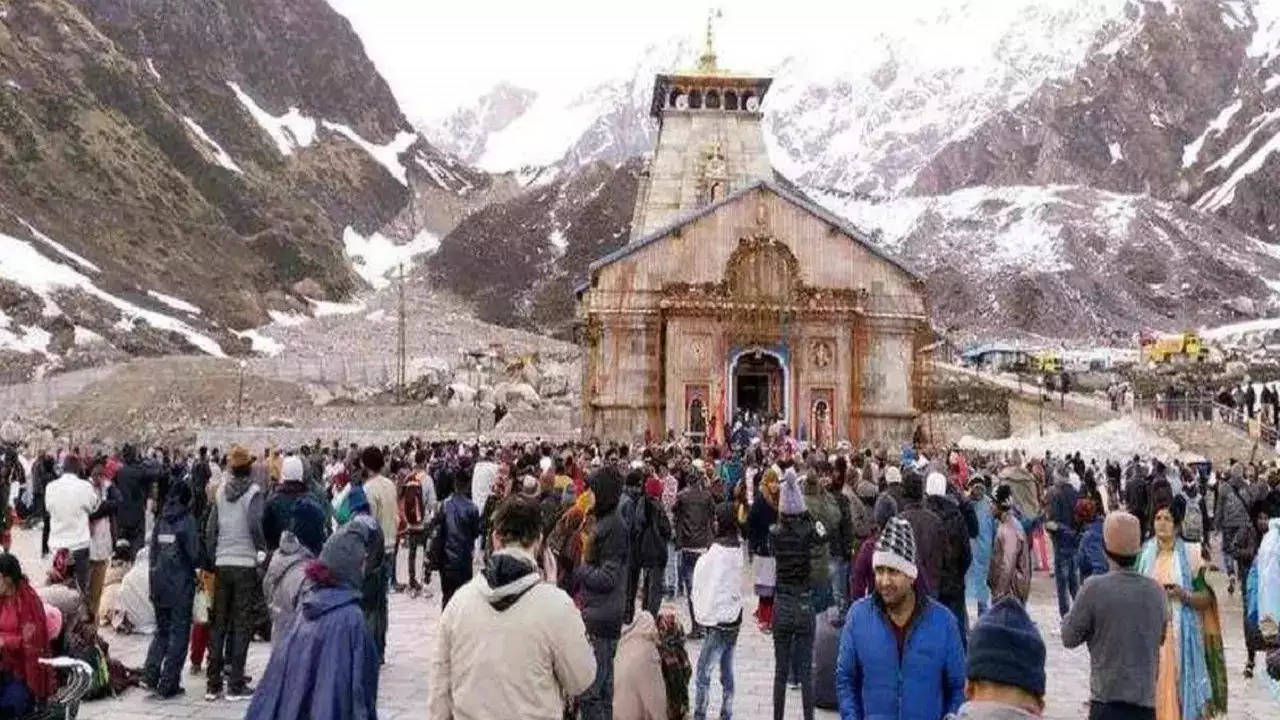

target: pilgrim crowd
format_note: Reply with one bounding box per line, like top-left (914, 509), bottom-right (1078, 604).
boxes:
top-left (0, 431), bottom-right (1279, 720)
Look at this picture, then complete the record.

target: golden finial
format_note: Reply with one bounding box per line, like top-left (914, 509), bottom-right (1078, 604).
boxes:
top-left (697, 8), bottom-right (722, 74)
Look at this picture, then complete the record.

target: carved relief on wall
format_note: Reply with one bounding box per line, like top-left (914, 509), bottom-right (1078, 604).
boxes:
top-left (808, 338), bottom-right (835, 372)
top-left (698, 142), bottom-right (728, 205)
top-left (685, 384), bottom-right (710, 436)
top-left (679, 332), bottom-right (714, 370)
top-left (809, 388), bottom-right (834, 449)
top-left (724, 234), bottom-right (801, 302)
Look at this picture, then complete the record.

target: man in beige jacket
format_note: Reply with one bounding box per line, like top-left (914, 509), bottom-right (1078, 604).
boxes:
top-left (429, 495), bottom-right (595, 720)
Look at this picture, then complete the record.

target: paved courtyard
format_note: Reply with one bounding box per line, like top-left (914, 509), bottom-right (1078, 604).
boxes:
top-left (7, 525), bottom-right (1276, 720)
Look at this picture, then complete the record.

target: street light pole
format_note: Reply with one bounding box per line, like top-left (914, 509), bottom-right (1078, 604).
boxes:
top-left (236, 359), bottom-right (247, 427)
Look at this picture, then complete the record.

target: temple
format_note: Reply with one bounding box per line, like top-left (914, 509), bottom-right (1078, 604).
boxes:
top-left (576, 17), bottom-right (931, 447)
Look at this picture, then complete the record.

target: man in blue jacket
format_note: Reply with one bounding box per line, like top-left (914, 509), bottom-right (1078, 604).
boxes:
top-left (835, 516), bottom-right (965, 720)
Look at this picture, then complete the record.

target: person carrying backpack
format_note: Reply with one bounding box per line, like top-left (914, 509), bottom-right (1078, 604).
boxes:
top-left (637, 479), bottom-right (672, 617)
top-left (401, 453), bottom-right (436, 599)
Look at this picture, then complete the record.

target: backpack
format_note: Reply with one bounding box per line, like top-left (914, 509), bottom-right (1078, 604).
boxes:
top-left (638, 497), bottom-right (672, 566)
top-left (403, 473), bottom-right (426, 528)
top-left (425, 504), bottom-right (447, 575)
top-left (1181, 497), bottom-right (1204, 543)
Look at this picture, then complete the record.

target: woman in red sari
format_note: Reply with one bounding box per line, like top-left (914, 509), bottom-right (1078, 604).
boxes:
top-left (0, 553), bottom-right (55, 703)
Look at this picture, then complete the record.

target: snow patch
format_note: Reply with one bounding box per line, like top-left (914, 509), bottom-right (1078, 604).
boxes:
top-left (182, 116), bottom-right (244, 174)
top-left (147, 290), bottom-right (202, 316)
top-left (144, 58), bottom-right (162, 81)
top-left (267, 310), bottom-right (308, 327)
top-left (342, 227), bottom-right (439, 289)
top-left (17, 218), bottom-right (100, 273)
top-left (1202, 316), bottom-right (1280, 340)
top-left (958, 417), bottom-right (1179, 462)
top-left (365, 309), bottom-right (388, 323)
top-left (0, 229), bottom-right (225, 356)
top-left (4, 79), bottom-right (20, 91)
top-left (1108, 141), bottom-right (1123, 163)
top-left (1182, 99), bottom-right (1242, 168)
top-left (306, 297), bottom-right (365, 317)
top-left (227, 82), bottom-right (317, 157)
top-left (73, 326), bottom-right (104, 346)
top-left (476, 89), bottom-right (604, 172)
top-left (320, 122), bottom-right (417, 185)
top-left (1196, 119), bottom-right (1280, 212)
top-left (548, 229), bottom-right (567, 251)
top-left (234, 328), bottom-right (284, 357)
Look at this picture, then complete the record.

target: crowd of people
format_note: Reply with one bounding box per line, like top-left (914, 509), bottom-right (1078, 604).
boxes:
top-left (0, 431), bottom-right (1278, 719)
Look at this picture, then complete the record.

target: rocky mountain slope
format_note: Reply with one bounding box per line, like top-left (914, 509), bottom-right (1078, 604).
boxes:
top-left (418, 0), bottom-right (1280, 344)
top-left (0, 0), bottom-right (487, 380)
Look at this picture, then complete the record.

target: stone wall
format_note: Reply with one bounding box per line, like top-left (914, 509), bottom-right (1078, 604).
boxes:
top-left (924, 411), bottom-right (1011, 448)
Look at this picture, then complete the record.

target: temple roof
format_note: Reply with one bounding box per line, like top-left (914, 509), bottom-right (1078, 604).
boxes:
top-left (576, 179), bottom-right (924, 296)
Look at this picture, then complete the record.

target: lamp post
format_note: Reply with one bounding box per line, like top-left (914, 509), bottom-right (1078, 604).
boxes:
top-left (236, 359), bottom-right (247, 427)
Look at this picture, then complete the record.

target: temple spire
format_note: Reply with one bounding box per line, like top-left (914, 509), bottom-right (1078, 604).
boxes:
top-left (696, 8), bottom-right (722, 74)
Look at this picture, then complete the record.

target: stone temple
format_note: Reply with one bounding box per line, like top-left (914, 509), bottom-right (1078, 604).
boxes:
top-left (575, 28), bottom-right (931, 448)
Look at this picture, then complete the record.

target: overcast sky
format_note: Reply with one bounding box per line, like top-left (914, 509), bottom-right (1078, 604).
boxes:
top-left (324, 0), bottom-right (1118, 122)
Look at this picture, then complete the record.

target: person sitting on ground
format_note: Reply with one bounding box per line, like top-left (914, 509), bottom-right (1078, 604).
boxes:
top-left (245, 529), bottom-right (379, 720)
top-left (0, 553), bottom-right (55, 711)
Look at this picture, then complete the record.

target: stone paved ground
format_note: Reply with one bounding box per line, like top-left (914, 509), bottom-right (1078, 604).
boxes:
top-left (9, 525), bottom-right (1276, 720)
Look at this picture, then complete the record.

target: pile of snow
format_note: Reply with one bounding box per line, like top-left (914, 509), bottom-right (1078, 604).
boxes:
top-left (342, 227), bottom-right (439, 289)
top-left (958, 417), bottom-right (1180, 462)
top-left (0, 308), bottom-right (52, 355)
top-left (228, 82), bottom-right (317, 157)
top-left (321, 122), bottom-right (417, 185)
top-left (267, 310), bottom-right (308, 327)
top-left (182, 117), bottom-right (244, 174)
top-left (0, 224), bottom-right (224, 357)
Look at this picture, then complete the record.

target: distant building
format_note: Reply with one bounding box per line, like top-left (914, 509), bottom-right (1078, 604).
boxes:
top-left (575, 23), bottom-right (930, 447)
top-left (962, 344), bottom-right (1031, 372)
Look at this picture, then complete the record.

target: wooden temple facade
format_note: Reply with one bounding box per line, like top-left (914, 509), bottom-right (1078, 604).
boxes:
top-left (575, 28), bottom-right (931, 447)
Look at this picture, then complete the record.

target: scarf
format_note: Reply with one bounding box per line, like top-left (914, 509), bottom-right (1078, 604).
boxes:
top-left (3, 581), bottom-right (54, 702)
top-left (1137, 539), bottom-right (1212, 720)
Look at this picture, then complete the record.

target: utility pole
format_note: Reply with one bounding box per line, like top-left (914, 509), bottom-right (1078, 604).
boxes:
top-left (236, 359), bottom-right (247, 427)
top-left (397, 262), bottom-right (406, 403)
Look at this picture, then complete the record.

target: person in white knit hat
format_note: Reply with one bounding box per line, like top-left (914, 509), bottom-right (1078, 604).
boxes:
top-left (835, 516), bottom-right (965, 718)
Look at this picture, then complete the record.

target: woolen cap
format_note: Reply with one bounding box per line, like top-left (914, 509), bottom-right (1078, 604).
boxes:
top-left (281, 455), bottom-right (304, 482)
top-left (872, 516), bottom-right (918, 580)
top-left (967, 597), bottom-right (1046, 697)
top-left (1103, 511), bottom-right (1142, 557)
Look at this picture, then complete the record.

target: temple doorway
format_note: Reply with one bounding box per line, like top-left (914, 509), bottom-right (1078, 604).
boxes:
top-left (731, 349), bottom-right (787, 426)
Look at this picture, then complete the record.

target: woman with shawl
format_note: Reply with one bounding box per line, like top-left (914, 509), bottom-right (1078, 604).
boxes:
top-left (0, 553), bottom-right (55, 708)
top-left (1137, 497), bottom-right (1222, 720)
top-left (747, 467), bottom-right (779, 632)
top-left (546, 489), bottom-right (596, 594)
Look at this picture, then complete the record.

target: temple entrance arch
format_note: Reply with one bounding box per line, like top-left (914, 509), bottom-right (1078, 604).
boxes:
top-left (728, 346), bottom-right (790, 429)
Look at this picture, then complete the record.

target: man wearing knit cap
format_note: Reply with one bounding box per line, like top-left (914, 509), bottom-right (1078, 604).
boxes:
top-left (836, 516), bottom-right (965, 719)
top-left (1062, 511), bottom-right (1168, 720)
top-left (948, 597), bottom-right (1045, 718)
top-left (925, 470), bottom-right (973, 637)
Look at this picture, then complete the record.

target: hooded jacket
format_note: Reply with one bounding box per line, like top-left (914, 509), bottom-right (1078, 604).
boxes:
top-left (263, 482), bottom-right (326, 553)
top-left (899, 498), bottom-right (945, 597)
top-left (578, 468), bottom-right (631, 638)
top-left (803, 476), bottom-right (841, 587)
top-left (428, 547), bottom-right (596, 720)
top-left (925, 493), bottom-right (973, 600)
top-left (148, 490), bottom-right (198, 609)
top-left (442, 492), bottom-right (482, 574)
top-left (205, 472), bottom-right (265, 568)
top-left (612, 612), bottom-right (668, 720)
top-left (245, 586), bottom-right (379, 720)
top-left (263, 532), bottom-right (315, 640)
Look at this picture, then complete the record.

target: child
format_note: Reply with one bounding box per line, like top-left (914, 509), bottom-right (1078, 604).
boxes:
top-left (690, 503), bottom-right (744, 720)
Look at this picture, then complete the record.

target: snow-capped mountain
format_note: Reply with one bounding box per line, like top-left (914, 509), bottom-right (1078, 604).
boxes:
top-left (423, 0), bottom-right (1280, 343)
top-left (422, 1), bottom-right (1135, 194)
